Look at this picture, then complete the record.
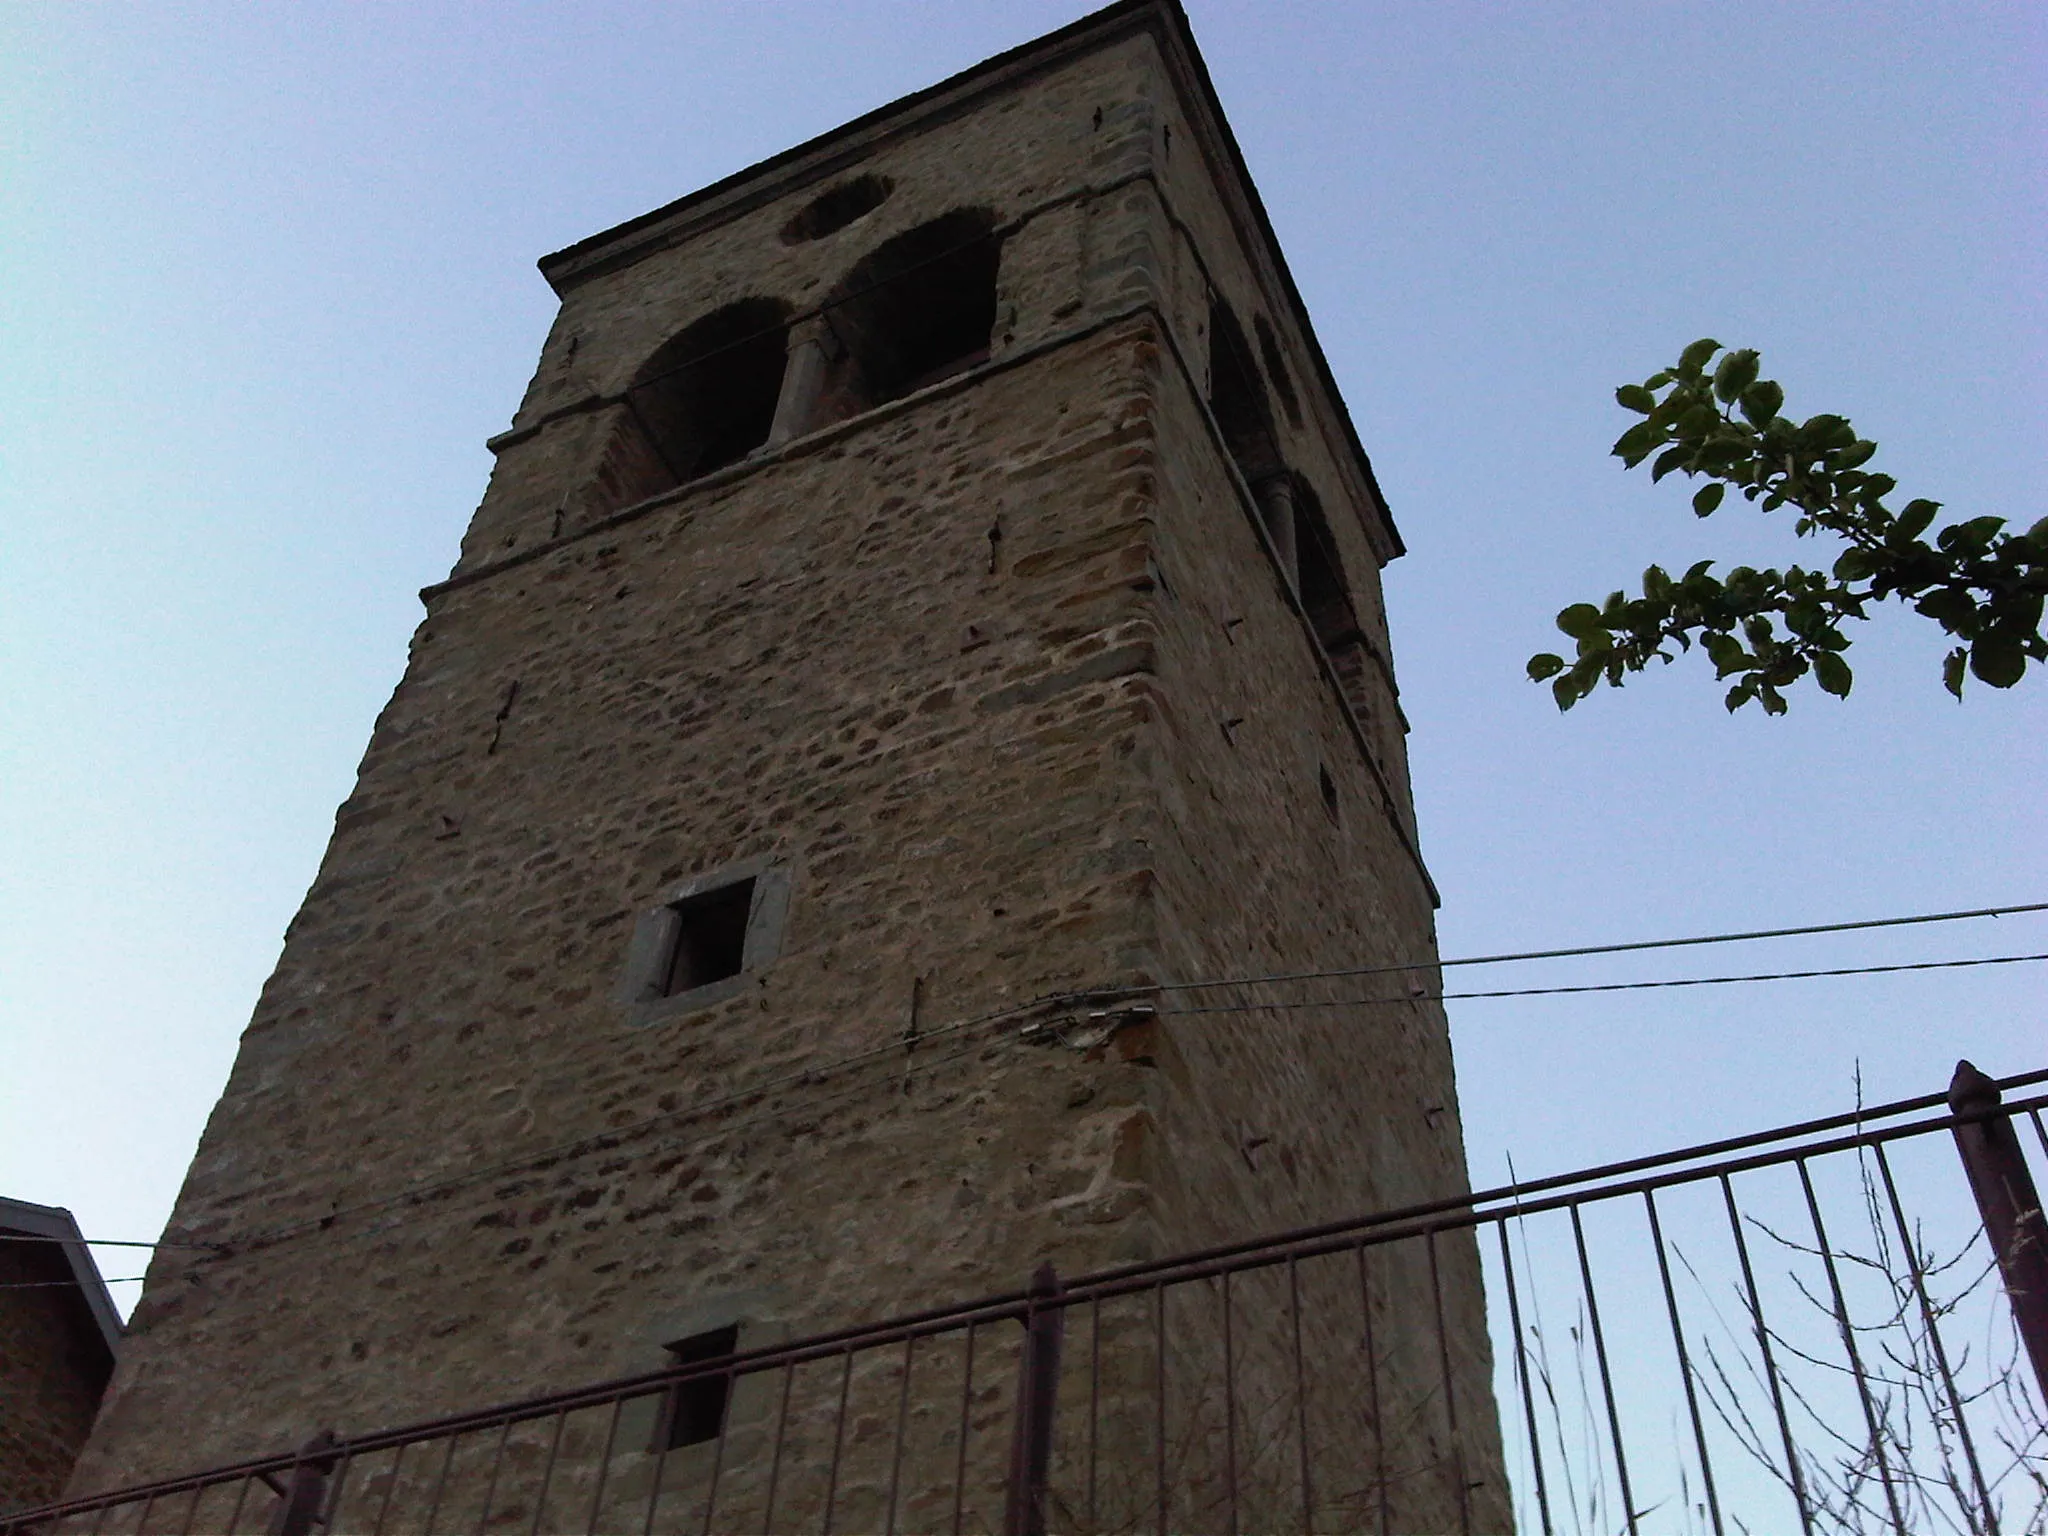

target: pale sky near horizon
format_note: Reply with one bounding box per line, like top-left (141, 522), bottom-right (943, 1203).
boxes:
top-left (2, 0), bottom-right (2043, 1320)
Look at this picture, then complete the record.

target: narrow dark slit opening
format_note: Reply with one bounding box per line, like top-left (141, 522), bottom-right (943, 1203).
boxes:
top-left (1292, 479), bottom-right (1375, 727)
top-left (1207, 296), bottom-right (1280, 485)
top-left (657, 1324), bottom-right (740, 1450)
top-left (661, 880), bottom-right (755, 996)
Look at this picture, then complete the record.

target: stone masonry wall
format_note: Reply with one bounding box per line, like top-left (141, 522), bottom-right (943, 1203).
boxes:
top-left (459, 32), bottom-right (1169, 576)
top-left (1134, 328), bottom-right (1510, 1527)
top-left (70, 11), bottom-right (1505, 1523)
top-left (74, 319), bottom-right (1171, 1491)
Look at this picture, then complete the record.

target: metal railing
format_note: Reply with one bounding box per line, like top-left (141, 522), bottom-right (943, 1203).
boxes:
top-left (12, 1062), bottom-right (2045, 1535)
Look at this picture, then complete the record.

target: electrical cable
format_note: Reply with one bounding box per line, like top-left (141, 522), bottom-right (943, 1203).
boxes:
top-left (229, 989), bottom-right (1055, 1250)
top-left (0, 1277), bottom-right (146, 1289)
top-left (0, 1235), bottom-right (215, 1251)
top-left (1140, 898), bottom-right (2048, 998)
top-left (157, 896), bottom-right (2048, 1261)
top-left (232, 1025), bottom-right (1007, 1256)
top-left (1158, 951), bottom-right (2048, 1015)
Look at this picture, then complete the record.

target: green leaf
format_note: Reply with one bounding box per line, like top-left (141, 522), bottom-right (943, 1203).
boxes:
top-left (1943, 648), bottom-right (1967, 699)
top-left (1937, 515), bottom-right (2007, 554)
top-left (1739, 380), bottom-right (1784, 428)
top-left (1914, 588), bottom-right (1975, 631)
top-left (1713, 349), bottom-right (1760, 403)
top-left (1834, 440), bottom-right (1877, 470)
top-left (1527, 652), bottom-right (1565, 681)
top-left (1677, 403), bottom-right (1720, 437)
top-left (1798, 414), bottom-right (1850, 449)
top-left (1615, 384), bottom-right (1656, 414)
top-left (1703, 633), bottom-right (1747, 677)
top-left (1813, 652), bottom-right (1852, 698)
top-left (1724, 682), bottom-right (1754, 712)
top-left (1692, 483), bottom-right (1725, 517)
top-left (1832, 547), bottom-right (1882, 581)
top-left (1970, 636), bottom-right (2027, 688)
top-left (1678, 338), bottom-right (1721, 374)
top-left (1556, 603), bottom-right (1606, 640)
top-left (1651, 445), bottom-right (1690, 483)
top-left (1895, 499), bottom-right (1940, 540)
top-left (1613, 421), bottom-right (1663, 465)
top-left (1551, 675), bottom-right (1581, 711)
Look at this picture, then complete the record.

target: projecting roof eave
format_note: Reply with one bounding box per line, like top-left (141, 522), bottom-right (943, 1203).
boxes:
top-left (537, 0), bottom-right (1164, 293)
top-left (0, 1195), bottom-right (124, 1358)
top-left (536, 0), bottom-right (1406, 560)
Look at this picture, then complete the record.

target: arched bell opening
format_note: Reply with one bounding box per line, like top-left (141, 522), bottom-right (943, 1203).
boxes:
top-left (1207, 296), bottom-right (1282, 486)
top-left (1291, 476), bottom-right (1375, 729)
top-left (589, 297), bottom-right (793, 515)
top-left (821, 208), bottom-right (1003, 418)
top-left (1207, 295), bottom-right (1303, 587)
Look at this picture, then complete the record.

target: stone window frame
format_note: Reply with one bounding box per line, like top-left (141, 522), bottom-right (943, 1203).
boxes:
top-left (615, 857), bottom-right (791, 1027)
top-left (652, 1322), bottom-right (740, 1451)
top-left (614, 1289), bottom-right (788, 1455)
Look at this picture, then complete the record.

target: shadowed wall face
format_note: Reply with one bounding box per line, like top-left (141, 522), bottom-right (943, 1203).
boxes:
top-left (0, 1239), bottom-right (113, 1513)
top-left (67, 8), bottom-right (1503, 1524)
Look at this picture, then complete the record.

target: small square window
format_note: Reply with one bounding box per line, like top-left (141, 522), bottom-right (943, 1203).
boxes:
top-left (661, 879), bottom-right (755, 995)
top-left (655, 1324), bottom-right (740, 1450)
top-left (616, 861), bottom-right (790, 1025)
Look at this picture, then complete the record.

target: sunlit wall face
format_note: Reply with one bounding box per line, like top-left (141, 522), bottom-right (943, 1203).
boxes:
top-left (2, 0), bottom-right (2042, 1334)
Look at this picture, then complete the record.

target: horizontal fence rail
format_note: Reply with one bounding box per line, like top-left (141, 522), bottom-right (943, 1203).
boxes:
top-left (11, 1066), bottom-right (2046, 1535)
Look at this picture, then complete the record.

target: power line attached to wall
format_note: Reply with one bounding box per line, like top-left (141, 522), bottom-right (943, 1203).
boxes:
top-left (133, 896), bottom-right (2048, 1265)
top-left (0, 1277), bottom-right (147, 1289)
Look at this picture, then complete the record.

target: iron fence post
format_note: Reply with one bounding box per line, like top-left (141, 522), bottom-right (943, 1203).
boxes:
top-left (1004, 1262), bottom-right (1064, 1536)
top-left (1949, 1059), bottom-right (2048, 1404)
top-left (264, 1429), bottom-right (337, 1536)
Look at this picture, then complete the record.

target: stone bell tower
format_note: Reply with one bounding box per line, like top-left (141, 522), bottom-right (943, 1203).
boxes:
top-left (74, 0), bottom-right (1506, 1526)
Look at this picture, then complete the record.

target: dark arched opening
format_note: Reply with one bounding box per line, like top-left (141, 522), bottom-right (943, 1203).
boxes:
top-left (781, 175), bottom-right (895, 245)
top-left (1292, 477), bottom-right (1373, 723)
top-left (590, 298), bottom-right (792, 514)
top-left (824, 209), bottom-right (1002, 415)
top-left (1207, 297), bottom-right (1281, 485)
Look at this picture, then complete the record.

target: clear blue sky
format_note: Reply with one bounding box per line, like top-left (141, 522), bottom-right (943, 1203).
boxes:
top-left (3, 1), bottom-right (2043, 1312)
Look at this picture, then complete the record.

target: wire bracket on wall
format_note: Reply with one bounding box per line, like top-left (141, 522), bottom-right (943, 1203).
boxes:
top-left (1020, 995), bottom-right (1159, 1051)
